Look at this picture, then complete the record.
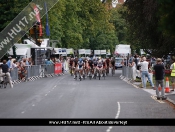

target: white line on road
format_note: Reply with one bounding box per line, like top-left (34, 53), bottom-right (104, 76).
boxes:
top-left (115, 102), bottom-right (121, 118)
top-left (151, 96), bottom-right (164, 103)
top-left (106, 102), bottom-right (120, 132)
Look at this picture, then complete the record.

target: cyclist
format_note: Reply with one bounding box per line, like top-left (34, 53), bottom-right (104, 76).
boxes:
top-left (73, 57), bottom-right (78, 79)
top-left (106, 57), bottom-right (110, 74)
top-left (96, 58), bottom-right (103, 77)
top-left (87, 58), bottom-right (94, 77)
top-left (102, 58), bottom-right (107, 76)
top-left (111, 57), bottom-right (115, 74)
top-left (93, 57), bottom-right (98, 78)
top-left (69, 57), bottom-right (74, 75)
top-left (77, 58), bottom-right (84, 79)
top-left (83, 57), bottom-right (88, 78)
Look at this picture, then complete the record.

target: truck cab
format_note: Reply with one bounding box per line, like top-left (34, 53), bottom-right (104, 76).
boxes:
top-left (115, 57), bottom-right (123, 68)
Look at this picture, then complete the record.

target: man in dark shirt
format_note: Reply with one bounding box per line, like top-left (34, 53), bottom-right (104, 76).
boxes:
top-left (153, 58), bottom-right (166, 100)
top-left (0, 60), bottom-right (13, 88)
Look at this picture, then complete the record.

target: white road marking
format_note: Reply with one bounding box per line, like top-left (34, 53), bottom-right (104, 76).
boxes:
top-left (151, 95), bottom-right (165, 103)
top-left (106, 102), bottom-right (120, 132)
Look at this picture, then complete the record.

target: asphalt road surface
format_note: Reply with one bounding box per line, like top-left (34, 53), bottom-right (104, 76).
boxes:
top-left (0, 69), bottom-right (175, 132)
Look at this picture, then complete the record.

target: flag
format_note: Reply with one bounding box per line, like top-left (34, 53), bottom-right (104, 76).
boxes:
top-left (33, 5), bottom-right (42, 37)
top-left (45, 2), bottom-right (50, 36)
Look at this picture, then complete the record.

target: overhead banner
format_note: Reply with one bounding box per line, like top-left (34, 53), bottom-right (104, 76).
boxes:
top-left (79, 49), bottom-right (85, 54)
top-left (100, 50), bottom-right (106, 54)
top-left (66, 49), bottom-right (74, 54)
top-left (94, 50), bottom-right (100, 55)
top-left (0, 0), bottom-right (60, 59)
top-left (85, 49), bottom-right (91, 55)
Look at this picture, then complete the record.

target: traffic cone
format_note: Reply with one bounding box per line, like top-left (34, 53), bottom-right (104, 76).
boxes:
top-left (158, 84), bottom-right (162, 91)
top-left (165, 77), bottom-right (170, 93)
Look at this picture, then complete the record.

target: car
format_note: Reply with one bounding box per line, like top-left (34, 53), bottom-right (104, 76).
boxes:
top-left (115, 58), bottom-right (123, 68)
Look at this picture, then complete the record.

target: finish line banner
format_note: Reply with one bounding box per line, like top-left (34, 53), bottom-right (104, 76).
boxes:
top-left (0, 0), bottom-right (59, 59)
top-left (0, 119), bottom-right (175, 126)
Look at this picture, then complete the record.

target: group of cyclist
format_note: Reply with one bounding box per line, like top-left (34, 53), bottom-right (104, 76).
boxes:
top-left (68, 56), bottom-right (115, 79)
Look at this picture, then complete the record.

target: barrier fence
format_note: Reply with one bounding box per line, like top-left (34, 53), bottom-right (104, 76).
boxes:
top-left (121, 66), bottom-right (153, 85)
top-left (9, 63), bottom-right (62, 84)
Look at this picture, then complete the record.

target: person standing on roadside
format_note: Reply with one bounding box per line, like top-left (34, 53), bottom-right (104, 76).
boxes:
top-left (0, 60), bottom-right (13, 88)
top-left (140, 57), bottom-right (154, 88)
top-left (153, 58), bottom-right (167, 100)
top-left (170, 59), bottom-right (175, 91)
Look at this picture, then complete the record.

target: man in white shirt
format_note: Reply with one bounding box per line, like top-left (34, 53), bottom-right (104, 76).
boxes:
top-left (140, 57), bottom-right (154, 88)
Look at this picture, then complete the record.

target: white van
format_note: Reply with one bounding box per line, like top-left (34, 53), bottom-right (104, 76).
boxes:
top-left (115, 58), bottom-right (123, 68)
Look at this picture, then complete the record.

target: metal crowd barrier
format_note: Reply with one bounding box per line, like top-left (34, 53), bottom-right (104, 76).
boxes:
top-left (121, 66), bottom-right (153, 84)
top-left (44, 64), bottom-right (55, 77)
top-left (10, 68), bottom-right (18, 81)
top-left (25, 65), bottom-right (40, 81)
top-left (121, 66), bottom-right (134, 81)
top-left (8, 63), bottom-right (62, 85)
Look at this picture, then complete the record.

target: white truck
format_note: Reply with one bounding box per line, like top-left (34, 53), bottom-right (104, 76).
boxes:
top-left (114, 44), bottom-right (131, 68)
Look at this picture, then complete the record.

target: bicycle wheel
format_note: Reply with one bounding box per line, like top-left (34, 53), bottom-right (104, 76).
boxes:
top-left (71, 68), bottom-right (73, 76)
top-left (103, 71), bottom-right (105, 80)
top-left (98, 71), bottom-right (100, 80)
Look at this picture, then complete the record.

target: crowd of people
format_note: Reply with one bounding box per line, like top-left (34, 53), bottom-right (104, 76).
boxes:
top-left (1, 54), bottom-right (175, 101)
top-left (120, 54), bottom-right (175, 100)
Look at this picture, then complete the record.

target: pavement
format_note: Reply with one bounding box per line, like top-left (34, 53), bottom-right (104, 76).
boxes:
top-left (120, 75), bottom-right (175, 106)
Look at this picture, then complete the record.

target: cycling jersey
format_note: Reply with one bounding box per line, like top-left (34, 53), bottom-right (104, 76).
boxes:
top-left (103, 61), bottom-right (106, 67)
top-left (74, 60), bottom-right (78, 67)
top-left (97, 61), bottom-right (103, 68)
top-left (111, 60), bottom-right (115, 66)
top-left (88, 60), bottom-right (93, 68)
top-left (78, 61), bottom-right (84, 68)
top-left (93, 60), bottom-right (98, 66)
top-left (70, 59), bottom-right (73, 66)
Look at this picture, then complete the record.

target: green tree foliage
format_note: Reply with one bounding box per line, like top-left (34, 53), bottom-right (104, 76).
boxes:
top-left (124, 0), bottom-right (175, 57)
top-left (0, 0), bottom-right (31, 31)
top-left (1, 0), bottom-right (129, 54)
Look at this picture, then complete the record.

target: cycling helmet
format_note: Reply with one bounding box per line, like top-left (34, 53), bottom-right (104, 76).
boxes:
top-left (79, 58), bottom-right (83, 62)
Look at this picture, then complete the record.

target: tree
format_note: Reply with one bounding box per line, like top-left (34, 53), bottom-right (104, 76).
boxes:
top-left (124, 0), bottom-right (175, 57)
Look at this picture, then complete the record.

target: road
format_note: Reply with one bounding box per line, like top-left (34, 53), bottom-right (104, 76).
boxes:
top-left (0, 69), bottom-right (175, 132)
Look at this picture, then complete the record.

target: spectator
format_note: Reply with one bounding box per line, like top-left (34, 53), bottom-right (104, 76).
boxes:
top-left (170, 59), bottom-right (175, 91)
top-left (140, 57), bottom-right (154, 88)
top-left (45, 58), bottom-right (52, 65)
top-left (17, 61), bottom-right (27, 81)
top-left (25, 58), bottom-right (30, 66)
top-left (28, 58), bottom-right (33, 65)
top-left (121, 58), bottom-right (127, 66)
top-left (153, 58), bottom-right (167, 100)
top-left (0, 60), bottom-right (13, 88)
top-left (129, 58), bottom-right (137, 82)
top-left (21, 58), bottom-right (27, 67)
top-left (7, 56), bottom-right (12, 69)
top-left (11, 59), bottom-right (17, 69)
